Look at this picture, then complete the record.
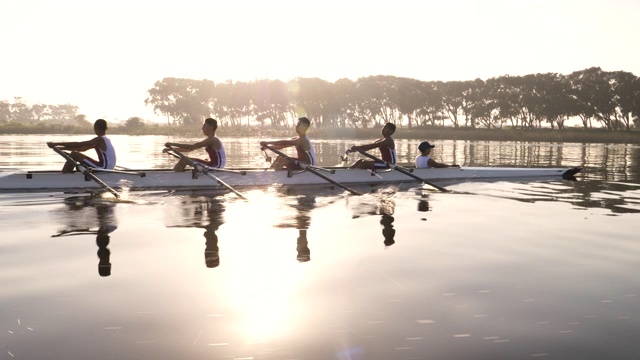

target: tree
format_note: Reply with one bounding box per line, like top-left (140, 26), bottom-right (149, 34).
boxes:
top-left (609, 70), bottom-right (640, 130)
top-left (569, 67), bottom-right (616, 129)
top-left (146, 78), bottom-right (212, 127)
top-left (74, 114), bottom-right (91, 126)
top-left (252, 79), bottom-right (291, 127)
top-left (440, 80), bottom-right (471, 128)
top-left (10, 97), bottom-right (33, 123)
top-left (125, 116), bottom-right (145, 128)
top-left (0, 101), bottom-right (12, 123)
top-left (395, 77), bottom-right (426, 128)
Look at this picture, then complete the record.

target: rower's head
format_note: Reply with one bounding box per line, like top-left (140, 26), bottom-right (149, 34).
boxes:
top-left (296, 117), bottom-right (311, 135)
top-left (202, 118), bottom-right (218, 135)
top-left (418, 141), bottom-right (435, 155)
top-left (382, 122), bottom-right (396, 137)
top-left (93, 119), bottom-right (108, 135)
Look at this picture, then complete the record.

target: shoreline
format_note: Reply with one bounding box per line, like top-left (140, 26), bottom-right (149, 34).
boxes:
top-left (2, 125), bottom-right (639, 144)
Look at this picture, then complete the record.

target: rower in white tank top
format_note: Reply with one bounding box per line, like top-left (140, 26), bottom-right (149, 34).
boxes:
top-left (83, 135), bottom-right (117, 169)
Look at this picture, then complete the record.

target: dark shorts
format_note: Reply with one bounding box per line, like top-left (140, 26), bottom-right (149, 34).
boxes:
top-left (192, 158), bottom-right (223, 169)
top-left (82, 157), bottom-right (107, 169)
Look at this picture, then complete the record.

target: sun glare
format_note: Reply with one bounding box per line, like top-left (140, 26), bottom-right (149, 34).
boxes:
top-left (207, 189), bottom-right (312, 341)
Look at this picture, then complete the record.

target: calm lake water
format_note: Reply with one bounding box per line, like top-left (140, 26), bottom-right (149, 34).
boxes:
top-left (1, 135), bottom-right (640, 359)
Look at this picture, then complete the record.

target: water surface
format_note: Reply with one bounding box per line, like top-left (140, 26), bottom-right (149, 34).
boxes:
top-left (1, 135), bottom-right (640, 359)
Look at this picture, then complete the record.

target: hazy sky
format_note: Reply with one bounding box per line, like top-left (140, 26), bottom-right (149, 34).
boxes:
top-left (1, 0), bottom-right (639, 122)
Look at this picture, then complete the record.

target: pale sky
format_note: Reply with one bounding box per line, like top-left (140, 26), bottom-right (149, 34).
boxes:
top-left (1, 0), bottom-right (639, 123)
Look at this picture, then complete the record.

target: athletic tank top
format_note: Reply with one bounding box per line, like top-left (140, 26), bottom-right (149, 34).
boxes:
top-left (415, 155), bottom-right (431, 169)
top-left (95, 136), bottom-right (116, 169)
top-left (379, 144), bottom-right (396, 165)
top-left (205, 140), bottom-right (226, 168)
top-left (295, 136), bottom-right (316, 166)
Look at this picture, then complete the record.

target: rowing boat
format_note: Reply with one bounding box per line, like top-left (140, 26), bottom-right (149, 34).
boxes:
top-left (0, 166), bottom-right (581, 193)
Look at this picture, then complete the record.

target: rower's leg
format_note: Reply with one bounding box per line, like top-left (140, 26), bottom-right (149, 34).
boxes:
top-left (62, 151), bottom-right (84, 173)
top-left (349, 159), bottom-right (362, 169)
top-left (269, 156), bottom-right (288, 170)
top-left (350, 159), bottom-right (375, 169)
top-left (173, 158), bottom-right (190, 172)
top-left (61, 160), bottom-right (75, 173)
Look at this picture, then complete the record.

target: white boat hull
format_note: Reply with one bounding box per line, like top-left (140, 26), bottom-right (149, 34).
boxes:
top-left (0, 166), bottom-right (581, 192)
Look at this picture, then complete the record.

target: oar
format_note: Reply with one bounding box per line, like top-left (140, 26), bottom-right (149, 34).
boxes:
top-left (49, 146), bottom-right (120, 198)
top-left (308, 165), bottom-right (336, 174)
top-left (113, 165), bottom-right (147, 176)
top-left (262, 145), bottom-right (362, 196)
top-left (352, 149), bottom-right (450, 192)
top-left (51, 229), bottom-right (96, 238)
top-left (165, 146), bottom-right (247, 200)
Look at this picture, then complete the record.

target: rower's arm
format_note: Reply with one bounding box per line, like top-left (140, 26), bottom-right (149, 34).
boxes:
top-left (260, 137), bottom-right (298, 149)
top-left (48, 137), bottom-right (99, 151)
top-left (165, 138), bottom-right (212, 152)
top-left (351, 138), bottom-right (387, 152)
top-left (427, 158), bottom-right (459, 168)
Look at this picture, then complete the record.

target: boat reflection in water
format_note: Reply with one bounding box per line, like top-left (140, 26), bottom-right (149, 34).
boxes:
top-left (51, 195), bottom-right (118, 276)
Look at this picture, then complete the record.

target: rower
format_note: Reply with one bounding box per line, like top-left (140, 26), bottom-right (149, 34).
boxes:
top-left (260, 117), bottom-right (316, 170)
top-left (165, 118), bottom-right (226, 172)
top-left (47, 119), bottom-right (116, 173)
top-left (348, 122), bottom-right (396, 170)
top-left (415, 141), bottom-right (459, 168)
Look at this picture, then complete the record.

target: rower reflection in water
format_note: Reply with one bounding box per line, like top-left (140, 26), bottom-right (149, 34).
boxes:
top-left (203, 225), bottom-right (220, 268)
top-left (293, 194), bottom-right (314, 262)
top-left (349, 187), bottom-right (398, 246)
top-left (295, 200), bottom-right (312, 263)
top-left (96, 225), bottom-right (116, 276)
top-left (166, 196), bottom-right (226, 268)
top-left (277, 190), bottom-right (316, 262)
top-left (193, 198), bottom-right (225, 268)
top-left (51, 196), bottom-right (118, 276)
top-left (379, 196), bottom-right (396, 247)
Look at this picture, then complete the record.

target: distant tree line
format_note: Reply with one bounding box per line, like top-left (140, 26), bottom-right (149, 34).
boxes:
top-left (0, 97), bottom-right (147, 130)
top-left (145, 67), bottom-right (640, 131)
top-left (0, 97), bottom-right (90, 126)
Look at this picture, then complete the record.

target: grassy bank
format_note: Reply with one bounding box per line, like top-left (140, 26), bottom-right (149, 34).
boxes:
top-left (2, 123), bottom-right (639, 144)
